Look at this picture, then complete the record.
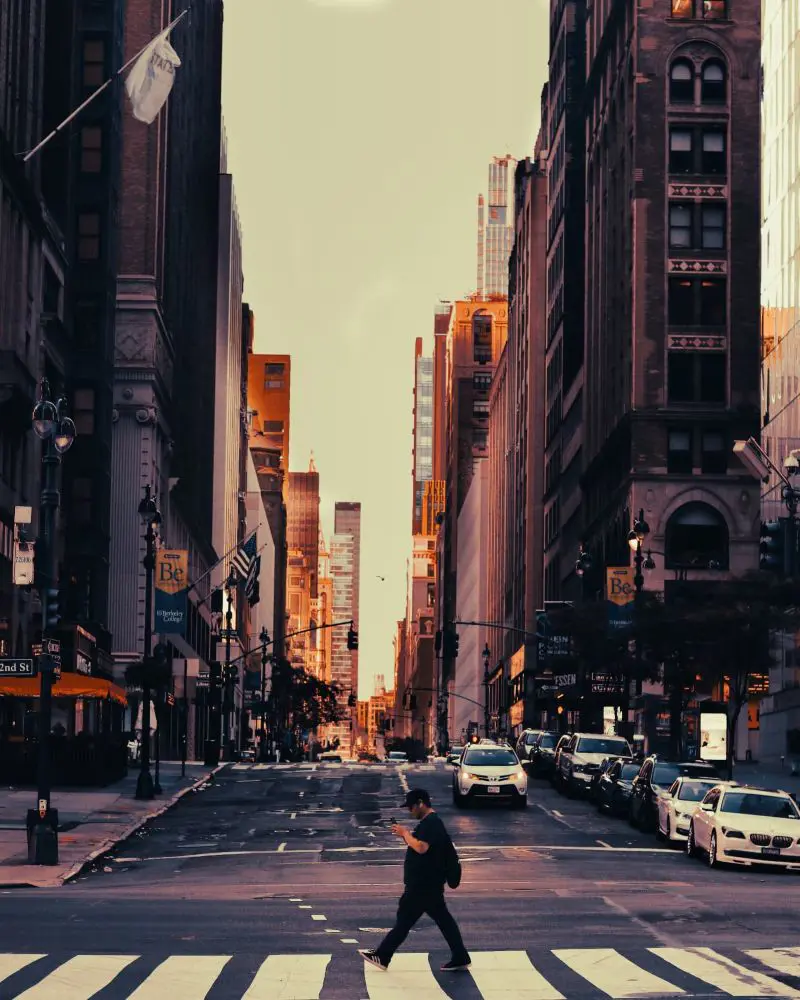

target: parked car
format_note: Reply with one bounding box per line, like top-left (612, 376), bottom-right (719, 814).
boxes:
top-left (551, 734), bottom-right (573, 785)
top-left (452, 744), bottom-right (527, 808)
top-left (688, 785), bottom-right (800, 869)
top-left (629, 757), bottom-right (720, 831)
top-left (657, 776), bottom-right (733, 844)
top-left (588, 755), bottom-right (625, 803)
top-left (557, 733), bottom-right (633, 797)
top-left (528, 731), bottom-right (559, 777)
top-left (595, 758), bottom-right (642, 815)
top-left (318, 751), bottom-right (343, 763)
top-left (515, 729), bottom-right (543, 763)
top-left (386, 750), bottom-right (408, 764)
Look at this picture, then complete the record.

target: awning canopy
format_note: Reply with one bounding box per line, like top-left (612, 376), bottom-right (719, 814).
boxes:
top-left (0, 675), bottom-right (127, 706)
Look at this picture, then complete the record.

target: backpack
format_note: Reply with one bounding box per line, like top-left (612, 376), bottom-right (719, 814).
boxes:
top-left (444, 836), bottom-right (462, 889)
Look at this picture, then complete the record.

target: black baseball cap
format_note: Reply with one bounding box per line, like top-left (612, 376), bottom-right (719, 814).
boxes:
top-left (403, 788), bottom-right (431, 808)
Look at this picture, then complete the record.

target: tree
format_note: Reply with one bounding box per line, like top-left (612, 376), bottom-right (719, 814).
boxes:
top-left (268, 656), bottom-right (345, 739)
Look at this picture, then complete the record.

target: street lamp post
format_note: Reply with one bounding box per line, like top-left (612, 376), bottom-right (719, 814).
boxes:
top-left (135, 486), bottom-right (161, 801)
top-left (627, 509), bottom-right (650, 726)
top-left (28, 379), bottom-right (76, 864)
top-left (259, 626), bottom-right (270, 760)
top-left (222, 568), bottom-right (235, 758)
top-left (483, 643), bottom-right (491, 738)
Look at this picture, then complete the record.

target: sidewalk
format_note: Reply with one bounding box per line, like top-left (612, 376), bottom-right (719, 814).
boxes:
top-left (0, 760), bottom-right (220, 888)
top-left (729, 759), bottom-right (800, 796)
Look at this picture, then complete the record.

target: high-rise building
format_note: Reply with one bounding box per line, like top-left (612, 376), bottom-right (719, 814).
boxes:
top-left (412, 340), bottom-right (434, 534)
top-left (581, 0), bottom-right (761, 619)
top-left (759, 0), bottom-right (800, 757)
top-left (311, 528), bottom-right (333, 683)
top-left (543, 0), bottom-right (586, 602)
top-left (286, 458), bottom-right (320, 673)
top-left (329, 531), bottom-right (356, 753)
top-left (477, 157), bottom-right (517, 299)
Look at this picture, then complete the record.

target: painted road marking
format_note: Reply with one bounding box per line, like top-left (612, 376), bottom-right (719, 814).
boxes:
top-left (365, 952), bottom-right (448, 998)
top-left (652, 948), bottom-right (800, 997)
top-left (0, 956), bottom-right (45, 986)
top-left (311, 914), bottom-right (327, 921)
top-left (556, 948), bottom-right (684, 998)
top-left (242, 954), bottom-right (331, 1000)
top-left (278, 843), bottom-right (287, 852)
top-left (14, 955), bottom-right (137, 999)
top-left (746, 949), bottom-right (800, 978)
top-left (469, 950), bottom-right (564, 1000)
top-left (298, 905), bottom-right (312, 909)
top-left (289, 897), bottom-right (302, 901)
top-left (127, 956), bottom-right (231, 999)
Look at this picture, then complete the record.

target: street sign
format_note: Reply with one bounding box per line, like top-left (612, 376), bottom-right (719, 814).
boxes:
top-left (0, 658), bottom-right (35, 676)
top-left (32, 639), bottom-right (60, 656)
top-left (12, 540), bottom-right (35, 586)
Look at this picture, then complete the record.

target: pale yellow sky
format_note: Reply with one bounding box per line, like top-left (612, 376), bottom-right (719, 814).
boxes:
top-left (221, 0), bottom-right (549, 695)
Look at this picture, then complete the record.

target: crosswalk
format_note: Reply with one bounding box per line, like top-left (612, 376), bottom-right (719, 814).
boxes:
top-left (2, 947), bottom-right (800, 998)
top-left (231, 762), bottom-right (438, 772)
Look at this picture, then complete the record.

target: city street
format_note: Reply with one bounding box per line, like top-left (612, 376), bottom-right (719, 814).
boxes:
top-left (0, 761), bottom-right (798, 998)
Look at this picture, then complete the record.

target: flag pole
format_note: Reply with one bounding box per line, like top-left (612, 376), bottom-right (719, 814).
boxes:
top-left (20, 8), bottom-right (189, 163)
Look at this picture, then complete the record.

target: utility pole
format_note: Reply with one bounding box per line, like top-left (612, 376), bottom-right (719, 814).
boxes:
top-left (259, 626), bottom-right (270, 761)
top-left (222, 568), bottom-right (235, 758)
top-left (483, 643), bottom-right (491, 739)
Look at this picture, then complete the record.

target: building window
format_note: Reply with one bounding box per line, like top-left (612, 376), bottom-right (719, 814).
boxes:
top-left (72, 388), bottom-right (95, 435)
top-left (668, 278), bottom-right (726, 326)
top-left (71, 477), bottom-right (93, 524)
top-left (703, 0), bottom-right (726, 19)
top-left (702, 129), bottom-right (726, 174)
top-left (77, 214), bottom-right (100, 260)
top-left (668, 429), bottom-right (693, 473)
top-left (671, 0), bottom-right (694, 16)
top-left (473, 400), bottom-right (490, 418)
top-left (80, 127), bottom-right (102, 172)
top-left (701, 61), bottom-right (726, 103)
top-left (264, 379), bottom-right (284, 389)
top-left (669, 204), bottom-right (693, 248)
top-left (701, 205), bottom-right (725, 249)
top-left (473, 428), bottom-right (488, 450)
top-left (667, 352), bottom-right (726, 404)
top-left (265, 363), bottom-right (285, 376)
top-left (473, 372), bottom-right (492, 393)
top-left (74, 302), bottom-right (101, 348)
top-left (665, 502), bottom-right (729, 569)
top-left (263, 420), bottom-right (284, 433)
top-left (472, 314), bottom-right (493, 364)
top-left (82, 39), bottom-right (105, 88)
top-left (669, 129), bottom-right (694, 173)
top-left (669, 61), bottom-right (694, 103)
top-left (701, 429), bottom-right (727, 473)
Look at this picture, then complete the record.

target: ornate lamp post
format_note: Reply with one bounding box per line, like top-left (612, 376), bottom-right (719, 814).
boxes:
top-left (482, 643), bottom-right (491, 738)
top-left (135, 486), bottom-right (161, 801)
top-left (222, 568), bottom-right (236, 757)
top-left (626, 509), bottom-right (650, 719)
top-left (28, 380), bottom-right (76, 864)
top-left (259, 626), bottom-right (271, 760)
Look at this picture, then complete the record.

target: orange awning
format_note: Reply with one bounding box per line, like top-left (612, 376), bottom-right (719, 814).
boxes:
top-left (0, 674), bottom-right (127, 706)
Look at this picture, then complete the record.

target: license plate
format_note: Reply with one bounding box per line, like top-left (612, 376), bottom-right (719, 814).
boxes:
top-left (762, 846), bottom-right (781, 856)
top-left (487, 786), bottom-right (500, 795)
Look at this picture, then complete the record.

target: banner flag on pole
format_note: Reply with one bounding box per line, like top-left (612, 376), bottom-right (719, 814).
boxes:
top-left (245, 555), bottom-right (261, 607)
top-left (125, 22), bottom-right (183, 124)
top-left (231, 533), bottom-right (257, 580)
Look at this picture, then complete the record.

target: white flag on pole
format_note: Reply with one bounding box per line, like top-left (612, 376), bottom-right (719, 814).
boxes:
top-left (124, 24), bottom-right (182, 125)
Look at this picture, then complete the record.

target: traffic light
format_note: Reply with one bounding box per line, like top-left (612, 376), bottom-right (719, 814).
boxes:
top-left (760, 520), bottom-right (785, 574)
top-left (223, 664), bottom-right (239, 684)
top-left (443, 628), bottom-right (459, 658)
top-left (210, 661), bottom-right (222, 683)
top-left (44, 587), bottom-right (60, 630)
top-left (347, 625), bottom-right (359, 651)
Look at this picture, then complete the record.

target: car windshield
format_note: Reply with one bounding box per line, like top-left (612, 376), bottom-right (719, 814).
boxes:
top-left (576, 737), bottom-right (630, 755)
top-left (525, 732), bottom-right (540, 745)
top-left (449, 746), bottom-right (464, 755)
top-left (720, 792), bottom-right (800, 818)
top-left (538, 734), bottom-right (557, 748)
top-left (463, 749), bottom-right (518, 767)
top-left (653, 763), bottom-right (717, 786)
top-left (388, 752), bottom-right (406, 759)
top-left (677, 780), bottom-right (719, 801)
top-left (620, 764), bottom-right (641, 779)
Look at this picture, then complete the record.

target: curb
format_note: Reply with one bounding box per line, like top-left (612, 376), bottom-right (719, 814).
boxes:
top-left (59, 763), bottom-right (228, 885)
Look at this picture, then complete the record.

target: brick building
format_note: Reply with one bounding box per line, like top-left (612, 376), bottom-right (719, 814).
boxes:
top-left (580, 0), bottom-right (761, 589)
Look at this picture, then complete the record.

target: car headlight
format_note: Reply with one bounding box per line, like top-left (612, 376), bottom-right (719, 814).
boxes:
top-left (465, 772), bottom-right (479, 780)
top-left (515, 769), bottom-right (525, 780)
top-left (721, 827), bottom-right (745, 839)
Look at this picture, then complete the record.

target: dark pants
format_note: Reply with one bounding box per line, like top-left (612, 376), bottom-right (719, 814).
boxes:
top-left (376, 888), bottom-right (470, 967)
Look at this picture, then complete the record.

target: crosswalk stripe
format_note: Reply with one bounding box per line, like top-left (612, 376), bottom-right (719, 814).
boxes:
top-left (746, 949), bottom-right (800, 978)
top-left (242, 954), bottom-right (331, 999)
top-left (651, 948), bottom-right (800, 997)
top-left (126, 955), bottom-right (231, 998)
top-left (0, 956), bottom-right (45, 985)
top-left (13, 955), bottom-right (137, 999)
top-left (365, 953), bottom-right (449, 998)
top-left (555, 948), bottom-right (684, 998)
top-left (469, 950), bottom-right (564, 1000)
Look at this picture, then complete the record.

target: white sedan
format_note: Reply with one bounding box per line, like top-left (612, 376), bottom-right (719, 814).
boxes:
top-left (452, 744), bottom-right (527, 808)
top-left (688, 785), bottom-right (800, 869)
top-left (657, 777), bottom-right (731, 844)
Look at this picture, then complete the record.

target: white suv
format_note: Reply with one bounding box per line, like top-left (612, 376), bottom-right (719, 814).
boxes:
top-left (452, 744), bottom-right (527, 808)
top-left (557, 732), bottom-right (632, 796)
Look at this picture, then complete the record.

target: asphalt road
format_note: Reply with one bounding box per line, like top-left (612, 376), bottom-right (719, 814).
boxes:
top-left (0, 760), bottom-right (799, 998)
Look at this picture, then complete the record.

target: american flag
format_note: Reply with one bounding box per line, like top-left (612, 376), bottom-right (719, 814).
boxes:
top-left (230, 532), bottom-right (257, 580)
top-left (245, 554), bottom-right (261, 607)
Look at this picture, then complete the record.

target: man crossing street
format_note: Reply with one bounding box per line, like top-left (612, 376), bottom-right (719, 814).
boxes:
top-left (359, 787), bottom-right (471, 972)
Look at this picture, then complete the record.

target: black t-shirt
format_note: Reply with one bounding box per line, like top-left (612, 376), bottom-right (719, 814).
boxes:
top-left (403, 811), bottom-right (449, 891)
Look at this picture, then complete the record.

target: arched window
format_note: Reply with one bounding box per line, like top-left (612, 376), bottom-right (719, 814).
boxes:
top-left (670, 61), bottom-right (694, 103)
top-left (665, 502), bottom-right (729, 569)
top-left (701, 61), bottom-right (726, 103)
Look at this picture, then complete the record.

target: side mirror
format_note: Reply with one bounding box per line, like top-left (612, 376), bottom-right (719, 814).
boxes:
top-left (701, 802), bottom-right (714, 811)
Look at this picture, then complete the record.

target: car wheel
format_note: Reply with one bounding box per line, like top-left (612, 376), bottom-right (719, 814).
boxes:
top-left (686, 823), bottom-right (698, 859)
top-left (708, 831), bottom-right (719, 868)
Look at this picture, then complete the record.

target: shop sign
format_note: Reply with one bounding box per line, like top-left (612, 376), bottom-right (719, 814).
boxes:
top-left (606, 567), bottom-right (635, 632)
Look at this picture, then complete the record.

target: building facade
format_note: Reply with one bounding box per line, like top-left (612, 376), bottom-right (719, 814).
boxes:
top-left (329, 531), bottom-right (355, 753)
top-left (581, 0), bottom-right (761, 631)
top-left (477, 156), bottom-right (517, 299)
top-left (412, 339), bottom-right (434, 534)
